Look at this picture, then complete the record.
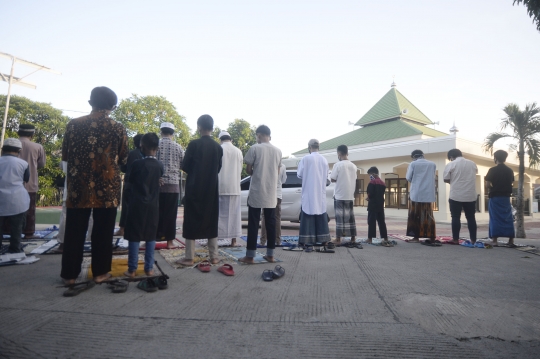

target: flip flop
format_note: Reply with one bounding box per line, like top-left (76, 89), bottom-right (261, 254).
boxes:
top-left (381, 240), bottom-right (394, 247)
top-left (63, 281), bottom-right (96, 297)
top-left (137, 278), bottom-right (158, 292)
top-left (262, 269), bottom-right (274, 282)
top-left (107, 280), bottom-right (129, 293)
top-left (153, 276), bottom-right (168, 290)
top-left (217, 264), bottom-right (235, 276)
top-left (304, 245), bottom-right (314, 253)
top-left (272, 265), bottom-right (285, 279)
top-left (326, 242), bottom-right (336, 250)
top-left (316, 246), bottom-right (335, 253)
top-left (197, 260), bottom-right (211, 273)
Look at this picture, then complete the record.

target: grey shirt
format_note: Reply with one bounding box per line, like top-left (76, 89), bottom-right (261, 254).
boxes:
top-left (406, 158), bottom-right (436, 203)
top-left (244, 142), bottom-right (282, 208)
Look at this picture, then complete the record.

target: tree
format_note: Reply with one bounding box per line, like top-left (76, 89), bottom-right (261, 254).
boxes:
top-left (111, 94), bottom-right (191, 148)
top-left (226, 119), bottom-right (257, 178)
top-left (483, 103), bottom-right (540, 238)
top-left (0, 95), bottom-right (71, 205)
top-left (514, 0), bottom-right (540, 31)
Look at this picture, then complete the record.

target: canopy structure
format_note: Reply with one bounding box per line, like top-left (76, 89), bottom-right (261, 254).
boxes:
top-left (0, 52), bottom-right (60, 148)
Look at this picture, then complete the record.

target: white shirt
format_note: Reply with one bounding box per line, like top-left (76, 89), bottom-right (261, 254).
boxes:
top-left (276, 164), bottom-right (287, 200)
top-left (61, 161), bottom-right (68, 202)
top-left (297, 152), bottom-right (329, 215)
top-left (244, 142), bottom-right (282, 208)
top-left (0, 155), bottom-right (30, 217)
top-left (218, 142), bottom-right (243, 195)
top-left (330, 160), bottom-right (357, 201)
top-left (443, 156), bottom-right (478, 202)
top-left (406, 158), bottom-right (436, 203)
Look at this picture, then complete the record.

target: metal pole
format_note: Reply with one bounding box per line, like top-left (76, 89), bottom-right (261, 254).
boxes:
top-left (0, 56), bottom-right (15, 149)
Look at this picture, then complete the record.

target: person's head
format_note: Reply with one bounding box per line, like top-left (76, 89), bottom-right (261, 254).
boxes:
top-left (88, 86), bottom-right (117, 112)
top-left (140, 132), bottom-right (160, 157)
top-left (17, 124), bottom-right (35, 138)
top-left (411, 149), bottom-right (424, 161)
top-left (133, 133), bottom-right (144, 149)
top-left (447, 148), bottom-right (463, 161)
top-left (255, 125), bottom-right (271, 143)
top-left (219, 130), bottom-right (232, 143)
top-left (367, 166), bottom-right (379, 179)
top-left (160, 122), bottom-right (175, 137)
top-left (308, 139), bottom-right (320, 153)
top-left (1, 138), bottom-right (23, 156)
top-left (197, 114), bottom-right (214, 135)
top-left (337, 144), bottom-right (348, 160)
top-left (494, 149), bottom-right (508, 164)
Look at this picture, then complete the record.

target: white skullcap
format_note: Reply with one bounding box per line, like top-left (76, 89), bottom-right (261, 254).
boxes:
top-left (160, 122), bottom-right (175, 130)
top-left (218, 131), bottom-right (231, 139)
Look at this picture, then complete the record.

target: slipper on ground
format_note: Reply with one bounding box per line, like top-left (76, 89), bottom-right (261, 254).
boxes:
top-left (272, 265), bottom-right (285, 279)
top-left (217, 264), bottom-right (235, 276)
top-left (197, 260), bottom-right (211, 273)
top-left (63, 281), bottom-right (96, 297)
top-left (262, 269), bottom-right (274, 282)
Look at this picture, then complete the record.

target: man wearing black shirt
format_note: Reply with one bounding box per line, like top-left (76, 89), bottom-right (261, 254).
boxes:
top-left (485, 150), bottom-right (515, 246)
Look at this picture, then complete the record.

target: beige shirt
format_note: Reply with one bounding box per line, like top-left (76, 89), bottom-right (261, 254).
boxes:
top-left (244, 142), bottom-right (282, 208)
top-left (218, 142), bottom-right (243, 195)
top-left (19, 137), bottom-right (46, 193)
top-left (443, 156), bottom-right (478, 202)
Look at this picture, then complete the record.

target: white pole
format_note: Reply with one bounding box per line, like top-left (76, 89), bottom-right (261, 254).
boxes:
top-left (0, 55), bottom-right (15, 149)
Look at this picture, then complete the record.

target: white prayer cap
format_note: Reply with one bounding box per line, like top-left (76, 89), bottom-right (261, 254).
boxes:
top-left (308, 139), bottom-right (320, 147)
top-left (160, 122), bottom-right (175, 130)
top-left (218, 131), bottom-right (231, 139)
top-left (3, 138), bottom-right (22, 149)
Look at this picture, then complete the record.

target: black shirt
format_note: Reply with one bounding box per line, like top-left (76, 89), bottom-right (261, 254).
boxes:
top-left (367, 178), bottom-right (386, 212)
top-left (485, 163), bottom-right (514, 198)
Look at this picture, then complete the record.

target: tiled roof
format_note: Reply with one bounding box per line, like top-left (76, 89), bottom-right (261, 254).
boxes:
top-left (355, 88), bottom-right (433, 126)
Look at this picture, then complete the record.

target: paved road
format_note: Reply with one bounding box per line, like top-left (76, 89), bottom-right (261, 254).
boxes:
top-left (1, 211), bottom-right (539, 358)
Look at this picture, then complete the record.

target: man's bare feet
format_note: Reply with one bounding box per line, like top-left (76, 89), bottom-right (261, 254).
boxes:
top-left (263, 256), bottom-right (275, 263)
top-left (166, 240), bottom-right (176, 249)
top-left (175, 258), bottom-right (194, 266)
top-left (238, 256), bottom-right (254, 264)
top-left (145, 270), bottom-right (154, 276)
top-left (114, 227), bottom-right (124, 236)
top-left (366, 238), bottom-right (373, 244)
top-left (210, 258), bottom-right (221, 265)
top-left (63, 278), bottom-right (76, 286)
top-left (94, 273), bottom-right (112, 283)
top-left (231, 238), bottom-right (237, 246)
top-left (124, 270), bottom-right (136, 278)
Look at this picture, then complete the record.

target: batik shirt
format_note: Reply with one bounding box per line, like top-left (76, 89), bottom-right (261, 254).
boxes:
top-left (62, 112), bottom-right (128, 208)
top-left (157, 137), bottom-right (184, 193)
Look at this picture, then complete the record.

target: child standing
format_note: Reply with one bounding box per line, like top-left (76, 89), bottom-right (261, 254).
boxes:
top-left (366, 166), bottom-right (392, 247)
top-left (124, 133), bottom-right (163, 282)
top-left (0, 139), bottom-right (30, 253)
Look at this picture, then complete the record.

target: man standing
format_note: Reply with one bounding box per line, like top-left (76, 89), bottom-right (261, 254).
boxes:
top-left (156, 122), bottom-right (184, 249)
top-left (177, 115), bottom-right (223, 266)
top-left (485, 150), bottom-right (515, 246)
top-left (405, 149), bottom-right (437, 244)
top-left (297, 139), bottom-right (331, 247)
top-left (443, 148), bottom-right (478, 244)
top-left (61, 86), bottom-right (128, 288)
top-left (330, 145), bottom-right (357, 246)
top-left (17, 124), bottom-right (46, 238)
top-left (239, 125), bottom-right (282, 264)
top-left (260, 163), bottom-right (287, 247)
top-left (217, 130), bottom-right (243, 247)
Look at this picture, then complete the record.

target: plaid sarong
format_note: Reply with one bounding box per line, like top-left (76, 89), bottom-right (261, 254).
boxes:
top-left (334, 200), bottom-right (357, 237)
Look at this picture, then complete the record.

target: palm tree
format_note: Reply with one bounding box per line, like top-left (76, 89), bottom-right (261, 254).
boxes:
top-left (483, 103), bottom-right (540, 238)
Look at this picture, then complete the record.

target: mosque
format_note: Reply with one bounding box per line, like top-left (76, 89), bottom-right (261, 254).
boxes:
top-left (283, 83), bottom-right (540, 221)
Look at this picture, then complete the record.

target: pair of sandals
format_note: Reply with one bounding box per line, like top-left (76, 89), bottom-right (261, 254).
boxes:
top-left (316, 242), bottom-right (335, 253)
top-left (421, 239), bottom-right (443, 247)
top-left (136, 276), bottom-right (169, 292)
top-left (343, 242), bottom-right (363, 249)
top-left (262, 265), bottom-right (285, 281)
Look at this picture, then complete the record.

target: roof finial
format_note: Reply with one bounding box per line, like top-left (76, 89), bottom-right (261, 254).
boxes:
top-left (449, 121), bottom-right (459, 135)
top-left (391, 75), bottom-right (396, 88)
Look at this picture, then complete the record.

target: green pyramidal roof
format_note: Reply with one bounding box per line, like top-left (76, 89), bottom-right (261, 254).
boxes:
top-left (355, 87), bottom-right (433, 126)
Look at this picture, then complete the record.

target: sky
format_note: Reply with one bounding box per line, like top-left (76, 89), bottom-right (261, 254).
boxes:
top-left (1, 0), bottom-right (539, 156)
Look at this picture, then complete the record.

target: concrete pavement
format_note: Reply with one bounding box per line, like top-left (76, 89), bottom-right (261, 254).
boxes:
top-left (1, 210), bottom-right (540, 358)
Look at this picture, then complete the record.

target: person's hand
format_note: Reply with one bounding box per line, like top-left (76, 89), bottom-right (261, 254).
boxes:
top-left (159, 178), bottom-right (164, 186)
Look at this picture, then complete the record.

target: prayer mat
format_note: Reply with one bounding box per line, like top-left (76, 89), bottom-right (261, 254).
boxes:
top-left (77, 254), bottom-right (147, 282)
top-left (514, 246), bottom-right (540, 256)
top-left (159, 248), bottom-right (235, 269)
top-left (0, 252), bottom-right (39, 266)
top-left (358, 238), bottom-right (398, 246)
top-left (116, 238), bottom-right (185, 250)
top-left (196, 238), bottom-right (240, 247)
top-left (0, 243), bottom-right (32, 255)
top-left (219, 247), bottom-right (282, 264)
top-left (240, 235), bottom-right (299, 247)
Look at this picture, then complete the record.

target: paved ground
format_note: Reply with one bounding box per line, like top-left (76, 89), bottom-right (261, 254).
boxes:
top-left (1, 209), bottom-right (540, 358)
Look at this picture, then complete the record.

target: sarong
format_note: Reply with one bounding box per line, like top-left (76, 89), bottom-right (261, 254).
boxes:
top-left (299, 211), bottom-right (331, 245)
top-left (157, 193), bottom-right (179, 241)
top-left (406, 201), bottom-right (436, 239)
top-left (334, 199), bottom-right (357, 237)
top-left (218, 195), bottom-right (242, 239)
top-left (3, 192), bottom-right (36, 236)
top-left (489, 197), bottom-right (515, 238)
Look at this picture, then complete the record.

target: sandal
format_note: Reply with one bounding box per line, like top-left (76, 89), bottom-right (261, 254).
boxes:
top-left (197, 260), bottom-right (211, 273)
top-left (316, 245), bottom-right (335, 253)
top-left (63, 281), bottom-right (96, 297)
top-left (137, 278), bottom-right (158, 293)
top-left (153, 276), bottom-right (168, 290)
top-left (326, 242), bottom-right (336, 250)
top-left (108, 280), bottom-right (129, 293)
top-left (262, 269), bottom-right (274, 282)
top-left (272, 265), bottom-right (285, 279)
top-left (304, 245), bottom-right (314, 253)
top-left (217, 264), bottom-right (235, 276)
top-left (381, 240), bottom-right (394, 247)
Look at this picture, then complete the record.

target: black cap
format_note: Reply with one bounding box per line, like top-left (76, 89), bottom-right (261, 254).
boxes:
top-left (89, 86), bottom-right (117, 110)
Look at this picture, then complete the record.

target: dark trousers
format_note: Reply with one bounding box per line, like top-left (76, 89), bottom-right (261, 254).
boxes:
top-left (118, 184), bottom-right (130, 228)
top-left (367, 210), bottom-right (387, 239)
top-left (61, 207), bottom-right (117, 280)
top-left (449, 199), bottom-right (477, 241)
top-left (157, 192), bottom-right (179, 241)
top-left (0, 212), bottom-right (26, 253)
top-left (247, 205), bottom-right (276, 252)
top-left (24, 192), bottom-right (36, 236)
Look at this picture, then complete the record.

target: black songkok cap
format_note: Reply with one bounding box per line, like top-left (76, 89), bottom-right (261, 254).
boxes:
top-left (89, 86), bottom-right (118, 110)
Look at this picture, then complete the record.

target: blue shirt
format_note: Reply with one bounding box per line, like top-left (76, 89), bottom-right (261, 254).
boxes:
top-left (406, 158), bottom-right (436, 203)
top-left (0, 155), bottom-right (30, 216)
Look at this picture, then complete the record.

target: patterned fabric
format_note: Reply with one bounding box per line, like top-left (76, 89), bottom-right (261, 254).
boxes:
top-left (334, 199), bottom-right (357, 237)
top-left (157, 137), bottom-right (184, 189)
top-left (488, 197), bottom-right (515, 238)
top-left (299, 211), bottom-right (331, 245)
top-left (62, 112), bottom-right (128, 208)
top-left (406, 201), bottom-right (436, 239)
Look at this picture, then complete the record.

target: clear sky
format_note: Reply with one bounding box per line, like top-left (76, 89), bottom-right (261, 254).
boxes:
top-left (2, 0), bottom-right (539, 156)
